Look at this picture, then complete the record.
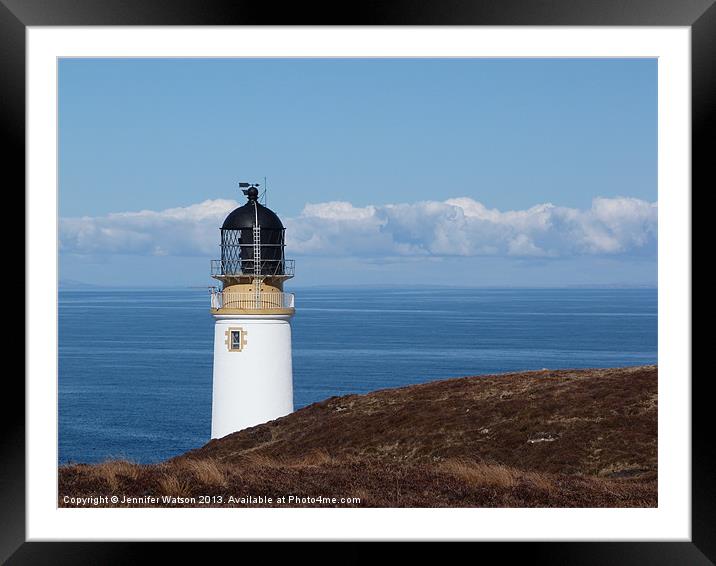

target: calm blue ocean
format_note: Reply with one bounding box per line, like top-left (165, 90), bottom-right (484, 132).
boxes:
top-left (59, 287), bottom-right (657, 464)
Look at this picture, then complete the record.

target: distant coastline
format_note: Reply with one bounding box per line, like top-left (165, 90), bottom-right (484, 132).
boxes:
top-left (59, 279), bottom-right (658, 290)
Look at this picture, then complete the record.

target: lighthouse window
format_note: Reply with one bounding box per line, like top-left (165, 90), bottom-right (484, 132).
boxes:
top-left (230, 330), bottom-right (242, 350)
top-left (225, 327), bottom-right (247, 352)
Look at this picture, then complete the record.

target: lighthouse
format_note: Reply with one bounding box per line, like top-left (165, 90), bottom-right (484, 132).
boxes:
top-left (209, 183), bottom-right (296, 438)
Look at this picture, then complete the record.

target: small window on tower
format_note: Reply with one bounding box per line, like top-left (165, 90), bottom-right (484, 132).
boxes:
top-left (230, 330), bottom-right (242, 351)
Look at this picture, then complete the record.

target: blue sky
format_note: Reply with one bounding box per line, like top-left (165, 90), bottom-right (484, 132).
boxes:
top-left (59, 58), bottom-right (657, 287)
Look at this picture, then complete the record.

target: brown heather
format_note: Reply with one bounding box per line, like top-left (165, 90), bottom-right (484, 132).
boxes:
top-left (59, 365), bottom-right (657, 508)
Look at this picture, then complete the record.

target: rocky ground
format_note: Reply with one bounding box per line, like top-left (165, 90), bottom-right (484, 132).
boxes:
top-left (59, 365), bottom-right (657, 507)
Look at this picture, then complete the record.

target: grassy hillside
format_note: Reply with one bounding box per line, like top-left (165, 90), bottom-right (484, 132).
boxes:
top-left (59, 365), bottom-right (657, 507)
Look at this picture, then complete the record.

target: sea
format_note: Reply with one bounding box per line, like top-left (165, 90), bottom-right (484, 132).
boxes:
top-left (58, 286), bottom-right (657, 464)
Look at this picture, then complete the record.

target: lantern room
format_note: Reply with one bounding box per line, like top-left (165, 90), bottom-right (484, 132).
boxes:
top-left (210, 183), bottom-right (295, 314)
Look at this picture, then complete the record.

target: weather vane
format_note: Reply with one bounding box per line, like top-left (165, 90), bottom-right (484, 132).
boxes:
top-left (238, 181), bottom-right (260, 196)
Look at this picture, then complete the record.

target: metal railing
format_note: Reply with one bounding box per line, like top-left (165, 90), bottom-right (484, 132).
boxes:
top-left (210, 289), bottom-right (295, 310)
top-left (211, 259), bottom-right (295, 278)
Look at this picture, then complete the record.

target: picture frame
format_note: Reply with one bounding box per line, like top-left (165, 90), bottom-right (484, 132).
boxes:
top-left (6, 0), bottom-right (706, 561)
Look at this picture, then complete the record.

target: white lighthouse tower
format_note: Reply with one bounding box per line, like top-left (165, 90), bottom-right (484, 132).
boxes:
top-left (209, 183), bottom-right (296, 438)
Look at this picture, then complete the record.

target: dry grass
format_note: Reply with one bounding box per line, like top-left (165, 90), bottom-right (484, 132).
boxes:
top-left (440, 460), bottom-right (559, 494)
top-left (291, 449), bottom-right (333, 467)
top-left (440, 459), bottom-right (519, 488)
top-left (523, 471), bottom-right (554, 492)
top-left (238, 452), bottom-right (284, 468)
top-left (83, 460), bottom-right (140, 490)
top-left (179, 458), bottom-right (227, 487)
top-left (156, 475), bottom-right (192, 498)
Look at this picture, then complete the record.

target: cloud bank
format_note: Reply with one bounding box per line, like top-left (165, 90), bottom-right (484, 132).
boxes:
top-left (60, 196), bottom-right (657, 259)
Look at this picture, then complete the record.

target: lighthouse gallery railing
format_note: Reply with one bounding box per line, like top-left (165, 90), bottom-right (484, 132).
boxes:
top-left (211, 259), bottom-right (295, 278)
top-left (210, 289), bottom-right (295, 310)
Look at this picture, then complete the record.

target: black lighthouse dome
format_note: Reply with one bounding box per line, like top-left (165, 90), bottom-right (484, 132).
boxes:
top-left (221, 186), bottom-right (285, 231)
top-left (218, 185), bottom-right (287, 277)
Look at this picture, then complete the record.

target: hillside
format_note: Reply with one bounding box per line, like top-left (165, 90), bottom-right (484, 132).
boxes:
top-left (59, 365), bottom-right (657, 507)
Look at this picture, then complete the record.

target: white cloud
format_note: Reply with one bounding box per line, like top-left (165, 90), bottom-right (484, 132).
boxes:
top-left (60, 199), bottom-right (238, 256)
top-left (60, 196), bottom-right (657, 259)
top-left (287, 196), bottom-right (656, 258)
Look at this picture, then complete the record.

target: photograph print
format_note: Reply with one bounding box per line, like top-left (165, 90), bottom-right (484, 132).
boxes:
top-left (58, 57), bottom-right (657, 508)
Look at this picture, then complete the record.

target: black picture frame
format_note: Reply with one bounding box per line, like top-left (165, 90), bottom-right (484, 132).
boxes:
top-left (6, 0), bottom-right (706, 562)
